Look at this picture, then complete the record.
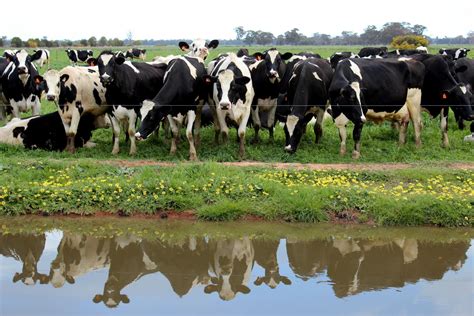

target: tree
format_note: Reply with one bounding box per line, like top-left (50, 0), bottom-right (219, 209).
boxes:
top-left (411, 24), bottom-right (427, 36)
top-left (243, 30), bottom-right (257, 45)
top-left (126, 31), bottom-right (132, 45)
top-left (360, 25), bottom-right (380, 44)
top-left (99, 36), bottom-right (108, 46)
top-left (79, 39), bottom-right (88, 46)
top-left (11, 37), bottom-right (23, 47)
top-left (379, 22), bottom-right (412, 44)
top-left (26, 38), bottom-right (39, 48)
top-left (234, 26), bottom-right (246, 41)
top-left (468, 31), bottom-right (474, 45)
top-left (255, 31), bottom-right (275, 45)
top-left (284, 28), bottom-right (304, 45)
top-left (0, 36), bottom-right (5, 47)
top-left (88, 37), bottom-right (97, 47)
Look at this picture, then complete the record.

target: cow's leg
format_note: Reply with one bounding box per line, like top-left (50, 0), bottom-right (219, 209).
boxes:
top-left (186, 110), bottom-right (197, 161)
top-left (267, 101), bottom-right (277, 142)
top-left (128, 110), bottom-right (138, 155)
top-left (440, 107), bottom-right (449, 148)
top-left (314, 108), bottom-right (325, 144)
top-left (454, 111), bottom-right (465, 130)
top-left (111, 115), bottom-right (121, 155)
top-left (352, 122), bottom-right (364, 159)
top-left (406, 88), bottom-right (423, 148)
top-left (0, 103), bottom-right (5, 121)
top-left (251, 107), bottom-right (261, 144)
top-left (29, 96), bottom-right (41, 116)
top-left (238, 110), bottom-right (251, 160)
top-left (10, 101), bottom-right (20, 118)
top-left (399, 120), bottom-right (409, 145)
top-left (64, 108), bottom-right (81, 153)
top-left (209, 105), bottom-right (220, 144)
top-left (194, 104), bottom-right (203, 148)
top-left (216, 110), bottom-right (229, 144)
top-left (168, 115), bottom-right (179, 155)
top-left (335, 113), bottom-right (349, 156)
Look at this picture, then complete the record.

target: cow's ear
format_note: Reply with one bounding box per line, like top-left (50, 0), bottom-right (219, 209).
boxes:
top-left (234, 76), bottom-right (250, 85)
top-left (115, 56), bottom-right (126, 65)
top-left (466, 49), bottom-right (471, 53)
top-left (142, 49), bottom-right (147, 53)
top-left (60, 74), bottom-right (69, 83)
top-left (121, 295), bottom-right (130, 304)
top-left (179, 42), bottom-right (190, 51)
top-left (87, 58), bottom-right (98, 66)
top-left (237, 285), bottom-right (251, 294)
top-left (281, 52), bottom-right (293, 61)
top-left (441, 91), bottom-right (449, 100)
top-left (12, 272), bottom-right (21, 283)
top-left (281, 276), bottom-right (292, 285)
top-left (203, 75), bottom-right (217, 85)
top-left (66, 275), bottom-right (75, 284)
top-left (253, 52), bottom-right (264, 61)
top-left (455, 65), bottom-right (467, 73)
top-left (92, 294), bottom-right (103, 303)
top-left (254, 277), bottom-right (264, 286)
top-left (204, 284), bottom-right (218, 294)
top-left (207, 40), bottom-right (219, 50)
top-left (34, 75), bottom-right (44, 85)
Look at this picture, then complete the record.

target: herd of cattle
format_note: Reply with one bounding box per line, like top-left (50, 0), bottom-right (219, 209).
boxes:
top-left (1, 231), bottom-right (468, 306)
top-left (0, 41), bottom-right (473, 159)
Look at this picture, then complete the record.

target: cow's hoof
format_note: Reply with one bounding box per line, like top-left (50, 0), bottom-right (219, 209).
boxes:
top-left (84, 141), bottom-right (97, 148)
top-left (112, 148), bottom-right (120, 155)
top-left (339, 149), bottom-right (346, 156)
top-left (189, 154), bottom-right (198, 161)
top-left (66, 146), bottom-right (76, 154)
top-left (352, 151), bottom-right (361, 159)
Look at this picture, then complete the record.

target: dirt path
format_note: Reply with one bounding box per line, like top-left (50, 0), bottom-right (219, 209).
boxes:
top-left (105, 160), bottom-right (474, 170)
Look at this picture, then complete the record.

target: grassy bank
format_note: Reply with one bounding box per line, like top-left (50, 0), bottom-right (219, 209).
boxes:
top-left (0, 160), bottom-right (472, 227)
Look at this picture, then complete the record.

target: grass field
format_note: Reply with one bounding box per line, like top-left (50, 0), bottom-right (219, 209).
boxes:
top-left (0, 45), bottom-right (473, 225)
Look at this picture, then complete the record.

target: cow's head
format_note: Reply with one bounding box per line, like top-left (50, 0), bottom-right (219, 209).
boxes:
top-left (93, 277), bottom-right (130, 308)
top-left (12, 50), bottom-right (32, 76)
top-left (444, 83), bottom-right (474, 120)
top-left (179, 39), bottom-right (219, 60)
top-left (96, 52), bottom-right (124, 86)
top-left (35, 70), bottom-right (61, 102)
top-left (205, 71), bottom-right (251, 111)
top-left (330, 82), bottom-right (366, 123)
top-left (12, 251), bottom-right (49, 286)
top-left (254, 49), bottom-right (293, 83)
top-left (136, 101), bottom-right (163, 141)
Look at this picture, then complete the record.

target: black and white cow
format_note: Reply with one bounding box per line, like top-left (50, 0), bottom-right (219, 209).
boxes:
top-left (95, 51), bottom-right (167, 154)
top-left (65, 49), bottom-right (93, 65)
top-left (253, 239), bottom-right (291, 289)
top-left (249, 48), bottom-right (293, 142)
top-left (358, 47), bottom-right (388, 58)
top-left (329, 52), bottom-right (359, 69)
top-left (0, 111), bottom-right (99, 151)
top-left (386, 48), bottom-right (428, 58)
top-left (179, 39), bottom-right (219, 60)
top-left (1, 49), bottom-right (42, 118)
top-left (206, 53), bottom-right (254, 158)
top-left (329, 58), bottom-right (425, 158)
top-left (125, 48), bottom-right (146, 60)
top-left (3, 49), bottom-right (19, 60)
top-left (282, 58), bottom-right (333, 153)
top-left (407, 54), bottom-right (474, 146)
top-left (136, 55), bottom-right (208, 160)
top-left (439, 48), bottom-right (470, 60)
top-left (454, 57), bottom-right (474, 129)
top-left (30, 49), bottom-right (50, 68)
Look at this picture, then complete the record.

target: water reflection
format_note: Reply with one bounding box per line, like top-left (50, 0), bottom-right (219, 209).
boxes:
top-left (0, 230), bottom-right (470, 308)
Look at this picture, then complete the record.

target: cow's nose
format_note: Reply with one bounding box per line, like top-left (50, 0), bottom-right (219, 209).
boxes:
top-left (220, 102), bottom-right (230, 110)
top-left (269, 70), bottom-right (278, 78)
top-left (47, 95), bottom-right (56, 101)
top-left (17, 66), bottom-right (27, 73)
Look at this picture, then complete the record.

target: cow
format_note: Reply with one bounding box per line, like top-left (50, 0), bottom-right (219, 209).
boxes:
top-left (125, 48), bottom-right (146, 60)
top-left (407, 54), bottom-right (474, 147)
top-left (206, 53), bottom-right (254, 158)
top-left (93, 235), bottom-right (159, 308)
top-left (253, 239), bottom-right (291, 289)
top-left (65, 49), bottom-right (93, 65)
top-left (329, 58), bottom-right (425, 159)
top-left (49, 232), bottom-right (111, 288)
top-left (386, 48), bottom-right (428, 57)
top-left (0, 233), bottom-right (49, 285)
top-left (0, 111), bottom-right (100, 151)
top-left (3, 50), bottom-right (19, 61)
top-left (439, 48), bottom-right (470, 60)
top-left (329, 52), bottom-right (359, 69)
top-left (1, 49), bottom-right (42, 119)
top-left (205, 237), bottom-right (254, 301)
top-left (136, 55), bottom-right (208, 160)
top-left (179, 39), bottom-right (219, 60)
top-left (94, 51), bottom-right (167, 154)
top-left (358, 47), bottom-right (388, 58)
top-left (30, 49), bottom-right (50, 68)
top-left (282, 58), bottom-right (333, 153)
top-left (286, 239), bottom-right (332, 280)
top-left (454, 57), bottom-right (474, 129)
top-left (249, 48), bottom-right (293, 142)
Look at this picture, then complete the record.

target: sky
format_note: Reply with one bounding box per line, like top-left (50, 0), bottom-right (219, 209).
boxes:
top-left (0, 0), bottom-right (472, 40)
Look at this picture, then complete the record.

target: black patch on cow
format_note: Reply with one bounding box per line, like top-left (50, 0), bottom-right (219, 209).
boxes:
top-left (88, 69), bottom-right (96, 73)
top-left (31, 95), bottom-right (36, 102)
top-left (93, 82), bottom-right (98, 86)
top-left (93, 89), bottom-right (102, 105)
top-left (13, 127), bottom-right (25, 138)
top-left (59, 83), bottom-right (77, 105)
top-left (76, 101), bottom-right (83, 114)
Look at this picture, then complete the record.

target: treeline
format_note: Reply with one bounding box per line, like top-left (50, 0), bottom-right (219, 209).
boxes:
top-left (0, 22), bottom-right (473, 48)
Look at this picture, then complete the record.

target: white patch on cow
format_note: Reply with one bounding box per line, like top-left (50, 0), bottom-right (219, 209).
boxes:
top-left (142, 252), bottom-right (157, 270)
top-left (287, 55), bottom-right (307, 63)
top-left (350, 82), bottom-right (365, 122)
top-left (43, 69), bottom-right (61, 100)
top-left (217, 70), bottom-right (233, 107)
top-left (163, 61), bottom-right (176, 83)
top-left (416, 46), bottom-right (428, 53)
top-left (268, 50), bottom-right (279, 64)
top-left (460, 85), bottom-right (467, 94)
top-left (248, 59), bottom-right (263, 71)
top-left (348, 60), bottom-right (362, 80)
top-left (334, 113), bottom-right (349, 127)
top-left (3, 62), bottom-right (15, 78)
top-left (100, 54), bottom-right (113, 66)
top-left (455, 49), bottom-right (462, 60)
top-left (312, 72), bottom-right (322, 81)
top-left (140, 100), bottom-right (155, 119)
top-left (180, 57), bottom-right (198, 79)
top-left (16, 50), bottom-right (29, 70)
top-left (0, 117), bottom-right (34, 145)
top-left (399, 57), bottom-right (412, 62)
top-left (286, 115), bottom-right (299, 138)
top-left (123, 61), bottom-right (140, 73)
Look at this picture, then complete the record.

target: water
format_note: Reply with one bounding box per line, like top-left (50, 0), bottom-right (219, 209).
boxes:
top-left (0, 219), bottom-right (473, 316)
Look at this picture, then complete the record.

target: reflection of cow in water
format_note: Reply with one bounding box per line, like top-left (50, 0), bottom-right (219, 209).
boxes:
top-left (49, 233), bottom-right (111, 288)
top-left (287, 237), bottom-right (470, 298)
top-left (205, 237), bottom-right (254, 301)
top-left (253, 239), bottom-right (291, 288)
top-left (0, 233), bottom-right (48, 285)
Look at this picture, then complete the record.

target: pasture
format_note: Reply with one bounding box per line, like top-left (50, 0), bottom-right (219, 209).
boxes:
top-left (0, 45), bottom-right (473, 225)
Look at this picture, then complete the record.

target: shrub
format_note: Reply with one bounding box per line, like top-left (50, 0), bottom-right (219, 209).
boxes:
top-left (390, 35), bottom-right (429, 49)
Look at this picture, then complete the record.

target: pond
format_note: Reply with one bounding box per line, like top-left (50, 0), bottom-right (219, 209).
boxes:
top-left (0, 218), bottom-right (473, 315)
